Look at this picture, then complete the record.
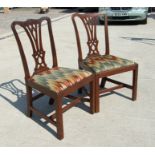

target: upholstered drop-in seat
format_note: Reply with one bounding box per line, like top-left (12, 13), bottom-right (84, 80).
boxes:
top-left (83, 55), bottom-right (135, 73)
top-left (30, 67), bottom-right (92, 93)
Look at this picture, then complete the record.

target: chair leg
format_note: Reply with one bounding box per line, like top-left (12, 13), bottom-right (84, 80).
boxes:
top-left (100, 77), bottom-right (107, 88)
top-left (95, 77), bottom-right (100, 113)
top-left (132, 65), bottom-right (138, 101)
top-left (55, 96), bottom-right (64, 140)
top-left (26, 85), bottom-right (32, 117)
top-left (78, 66), bottom-right (83, 94)
top-left (89, 80), bottom-right (95, 114)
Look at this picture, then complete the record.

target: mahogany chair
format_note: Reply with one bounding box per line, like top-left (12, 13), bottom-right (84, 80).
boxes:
top-left (72, 13), bottom-right (138, 113)
top-left (11, 17), bottom-right (95, 140)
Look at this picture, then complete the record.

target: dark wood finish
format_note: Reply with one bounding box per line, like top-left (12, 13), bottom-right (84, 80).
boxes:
top-left (11, 17), bottom-right (95, 140)
top-left (104, 15), bottom-right (110, 55)
top-left (106, 78), bottom-right (132, 89)
top-left (132, 64), bottom-right (138, 101)
top-left (95, 77), bottom-right (100, 112)
top-left (90, 80), bottom-right (95, 114)
top-left (55, 96), bottom-right (64, 140)
top-left (72, 13), bottom-right (138, 113)
top-left (100, 77), bottom-right (107, 88)
top-left (100, 84), bottom-right (124, 94)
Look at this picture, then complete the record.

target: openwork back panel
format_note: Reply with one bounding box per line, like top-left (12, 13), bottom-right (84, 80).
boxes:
top-left (79, 15), bottom-right (99, 56)
top-left (23, 21), bottom-right (49, 74)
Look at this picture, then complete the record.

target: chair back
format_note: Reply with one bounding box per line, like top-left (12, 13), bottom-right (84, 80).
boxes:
top-left (72, 13), bottom-right (110, 61)
top-left (11, 17), bottom-right (58, 80)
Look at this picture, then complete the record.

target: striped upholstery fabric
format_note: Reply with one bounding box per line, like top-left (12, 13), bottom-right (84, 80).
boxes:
top-left (31, 67), bottom-right (92, 93)
top-left (83, 55), bottom-right (135, 73)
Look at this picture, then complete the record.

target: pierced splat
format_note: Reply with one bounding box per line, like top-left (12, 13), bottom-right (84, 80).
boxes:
top-left (24, 22), bottom-right (49, 74)
top-left (81, 15), bottom-right (99, 56)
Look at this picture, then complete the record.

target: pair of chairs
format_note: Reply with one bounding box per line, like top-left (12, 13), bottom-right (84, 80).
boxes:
top-left (11, 13), bottom-right (138, 140)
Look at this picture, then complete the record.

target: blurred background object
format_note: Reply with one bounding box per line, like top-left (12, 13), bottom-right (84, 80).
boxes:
top-left (98, 7), bottom-right (149, 24)
top-left (3, 7), bottom-right (10, 13)
top-left (39, 7), bottom-right (49, 14)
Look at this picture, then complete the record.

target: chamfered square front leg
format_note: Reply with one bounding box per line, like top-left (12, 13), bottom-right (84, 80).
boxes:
top-left (55, 96), bottom-right (64, 140)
